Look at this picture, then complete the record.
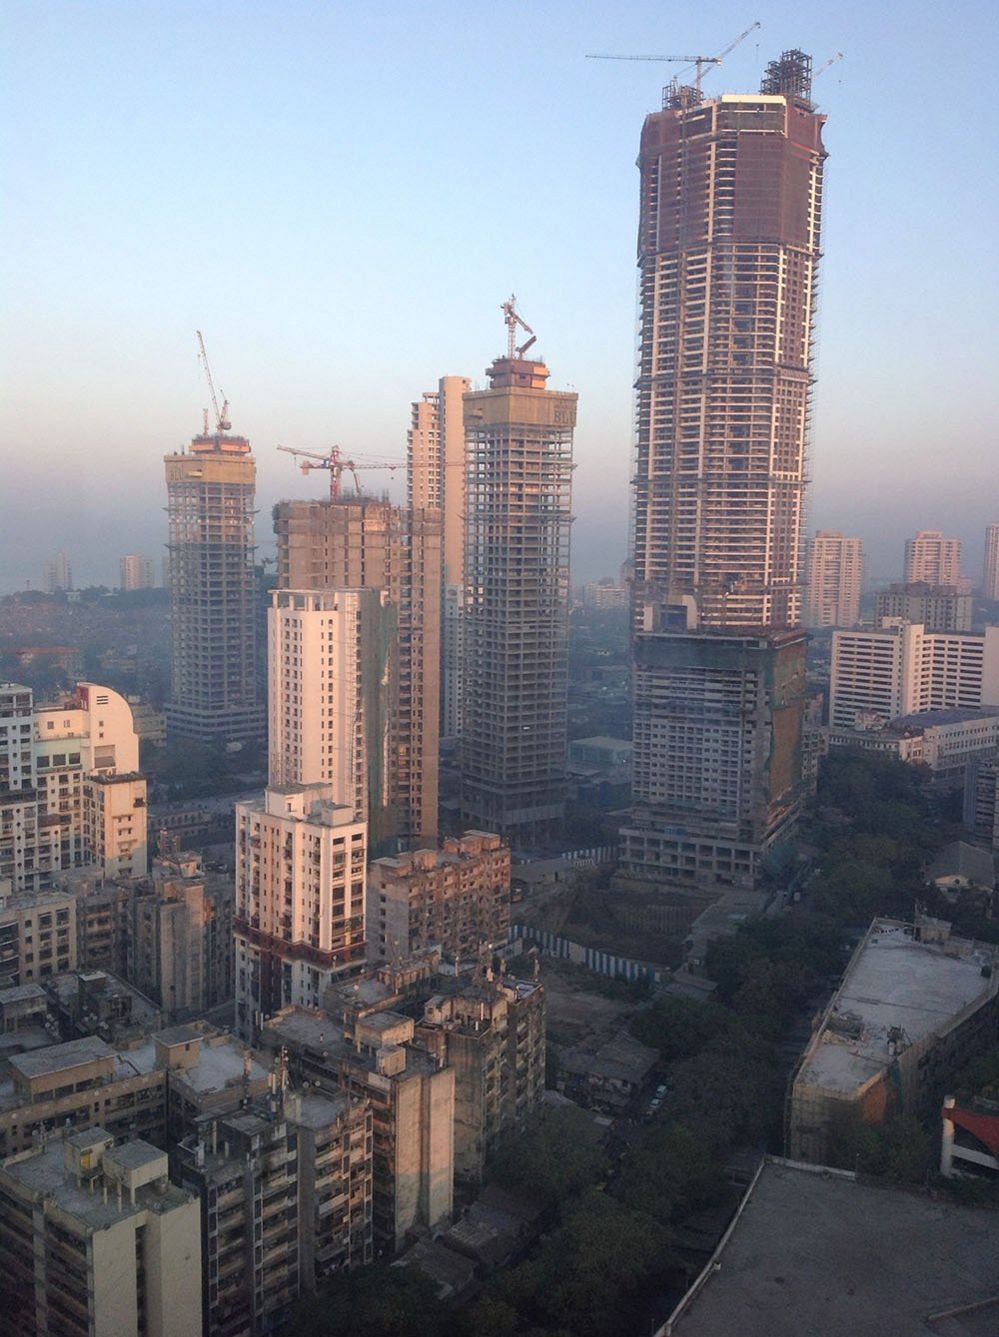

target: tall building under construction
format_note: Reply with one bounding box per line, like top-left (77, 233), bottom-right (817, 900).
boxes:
top-left (273, 494), bottom-right (442, 849)
top-left (622, 52), bottom-right (825, 888)
top-left (460, 304), bottom-right (576, 845)
top-left (164, 424), bottom-right (264, 746)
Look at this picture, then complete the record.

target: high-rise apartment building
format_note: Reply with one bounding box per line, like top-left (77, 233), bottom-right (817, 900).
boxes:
top-left (904, 530), bottom-right (963, 588)
top-left (804, 531), bottom-right (863, 629)
top-left (164, 422), bottom-right (264, 745)
top-left (234, 784), bottom-right (367, 1042)
top-left (460, 308), bottom-right (576, 845)
top-left (274, 497), bottom-right (441, 847)
top-left (984, 523), bottom-right (999, 601)
top-left (409, 376), bottom-right (471, 739)
top-left (624, 52), bottom-right (824, 887)
top-left (44, 551), bottom-right (73, 593)
top-left (119, 552), bottom-right (155, 591)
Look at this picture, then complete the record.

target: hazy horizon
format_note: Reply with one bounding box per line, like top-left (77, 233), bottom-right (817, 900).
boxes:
top-left (2, 1), bottom-right (996, 592)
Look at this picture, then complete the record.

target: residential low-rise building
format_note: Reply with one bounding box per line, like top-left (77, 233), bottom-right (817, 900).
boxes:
top-left (261, 1005), bottom-right (455, 1253)
top-left (417, 974), bottom-right (545, 1183)
top-left (788, 917), bottom-right (999, 1166)
top-left (874, 582), bottom-right (972, 633)
top-left (0, 1128), bottom-right (201, 1337)
top-left (367, 831), bottom-right (510, 964)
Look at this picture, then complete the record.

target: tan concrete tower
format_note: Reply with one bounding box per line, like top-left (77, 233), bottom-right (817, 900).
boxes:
top-left (460, 302), bottom-right (576, 845)
top-left (804, 531), bottom-right (864, 628)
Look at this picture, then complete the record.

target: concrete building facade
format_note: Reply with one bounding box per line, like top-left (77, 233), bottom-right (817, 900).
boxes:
top-left (0, 1129), bottom-right (202, 1337)
top-left (367, 830), bottom-right (511, 964)
top-left (164, 427), bottom-right (264, 745)
top-left (904, 530), bottom-right (963, 588)
top-left (460, 324), bottom-right (576, 844)
top-left (965, 755), bottom-right (999, 850)
top-left (626, 54), bottom-right (826, 889)
top-left (621, 628), bottom-right (807, 888)
top-left (44, 551), bottom-right (73, 593)
top-left (804, 531), bottom-right (863, 629)
top-left (408, 375), bottom-right (471, 740)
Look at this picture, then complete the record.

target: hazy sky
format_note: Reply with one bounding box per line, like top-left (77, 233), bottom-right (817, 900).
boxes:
top-left (2, 0), bottom-right (997, 591)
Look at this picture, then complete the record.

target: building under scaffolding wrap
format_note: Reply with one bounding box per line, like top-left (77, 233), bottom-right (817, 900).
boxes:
top-left (164, 431), bottom-right (265, 745)
top-left (460, 346), bottom-right (576, 845)
top-left (624, 51), bottom-right (825, 888)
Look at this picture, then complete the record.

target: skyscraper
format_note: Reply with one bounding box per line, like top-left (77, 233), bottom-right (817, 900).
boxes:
top-left (164, 422), bottom-right (264, 745)
top-left (904, 530), bottom-right (962, 587)
top-left (460, 302), bottom-right (576, 845)
top-left (408, 376), bottom-right (471, 740)
top-left (273, 495), bottom-right (441, 848)
top-left (804, 531), bottom-right (864, 629)
top-left (622, 52), bottom-right (825, 889)
top-left (983, 523), bottom-right (999, 601)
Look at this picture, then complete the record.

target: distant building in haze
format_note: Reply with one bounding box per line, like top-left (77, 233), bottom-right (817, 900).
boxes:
top-left (460, 301), bottom-right (576, 845)
top-left (44, 551), bottom-right (72, 593)
top-left (164, 420), bottom-right (264, 746)
top-left (804, 531), bottom-right (863, 629)
top-left (119, 552), bottom-right (155, 591)
top-left (984, 523), bottom-right (999, 601)
top-left (874, 582), bottom-right (972, 633)
top-left (408, 376), bottom-right (471, 740)
top-left (904, 530), bottom-right (963, 588)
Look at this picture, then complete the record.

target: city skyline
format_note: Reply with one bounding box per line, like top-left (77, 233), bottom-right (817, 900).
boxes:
top-left (2, 2), bottom-right (997, 590)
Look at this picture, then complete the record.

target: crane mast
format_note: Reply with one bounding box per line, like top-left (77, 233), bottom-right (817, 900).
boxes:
top-left (196, 330), bottom-right (231, 433)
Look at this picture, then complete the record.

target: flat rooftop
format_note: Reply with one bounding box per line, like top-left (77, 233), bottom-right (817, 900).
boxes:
top-left (10, 1034), bottom-right (112, 1080)
top-left (796, 921), bottom-right (996, 1098)
top-left (673, 1159), bottom-right (999, 1336)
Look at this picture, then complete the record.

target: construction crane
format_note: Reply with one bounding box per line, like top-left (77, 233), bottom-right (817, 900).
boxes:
top-left (196, 330), bottom-right (231, 433)
top-left (814, 51), bottom-right (844, 79)
top-left (277, 444), bottom-right (403, 503)
top-left (587, 19), bottom-right (761, 93)
top-left (501, 294), bottom-right (536, 360)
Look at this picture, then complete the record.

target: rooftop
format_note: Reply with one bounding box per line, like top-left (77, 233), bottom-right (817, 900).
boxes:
top-left (2, 1136), bottom-right (189, 1229)
top-left (672, 1158), bottom-right (999, 1336)
top-left (796, 920), bottom-right (996, 1097)
top-left (10, 1034), bottom-right (112, 1080)
top-left (927, 841), bottom-right (996, 888)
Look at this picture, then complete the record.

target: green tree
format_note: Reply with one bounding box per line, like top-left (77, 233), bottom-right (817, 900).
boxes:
top-left (490, 1107), bottom-right (609, 1207)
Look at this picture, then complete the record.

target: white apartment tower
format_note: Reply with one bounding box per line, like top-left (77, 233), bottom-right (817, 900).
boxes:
top-left (984, 523), bottom-right (999, 601)
top-left (804, 531), bottom-right (863, 628)
top-left (44, 551), bottom-right (73, 593)
top-left (408, 375), bottom-right (471, 739)
top-left (904, 530), bottom-right (962, 587)
top-left (235, 590), bottom-right (373, 1040)
top-left (830, 623), bottom-right (999, 729)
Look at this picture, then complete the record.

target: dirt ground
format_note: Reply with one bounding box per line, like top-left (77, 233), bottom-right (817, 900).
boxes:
top-left (539, 959), bottom-right (644, 1047)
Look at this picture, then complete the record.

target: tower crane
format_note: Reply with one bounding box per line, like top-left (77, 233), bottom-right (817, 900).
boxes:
top-left (587, 19), bottom-right (761, 94)
top-left (814, 51), bottom-right (844, 79)
top-left (196, 330), bottom-right (231, 433)
top-left (276, 445), bottom-right (403, 503)
top-left (501, 294), bottom-right (536, 360)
